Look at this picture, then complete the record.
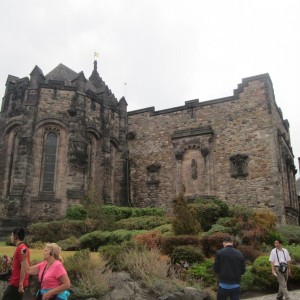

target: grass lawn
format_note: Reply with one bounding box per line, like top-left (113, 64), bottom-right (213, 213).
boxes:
top-left (0, 243), bottom-right (98, 262)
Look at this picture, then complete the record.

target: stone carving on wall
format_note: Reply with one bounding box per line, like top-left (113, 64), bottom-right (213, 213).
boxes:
top-left (146, 162), bottom-right (161, 185)
top-left (68, 140), bottom-right (88, 170)
top-left (18, 137), bottom-right (32, 155)
top-left (191, 159), bottom-right (197, 180)
top-left (6, 200), bottom-right (20, 216)
top-left (230, 154), bottom-right (249, 178)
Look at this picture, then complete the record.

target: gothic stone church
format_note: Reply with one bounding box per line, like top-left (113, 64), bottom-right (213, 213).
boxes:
top-left (0, 61), bottom-right (298, 229)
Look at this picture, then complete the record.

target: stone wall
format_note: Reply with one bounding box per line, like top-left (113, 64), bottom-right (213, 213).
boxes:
top-left (128, 74), bottom-right (298, 223)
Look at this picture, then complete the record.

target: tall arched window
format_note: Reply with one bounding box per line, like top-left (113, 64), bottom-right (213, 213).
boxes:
top-left (42, 132), bottom-right (58, 192)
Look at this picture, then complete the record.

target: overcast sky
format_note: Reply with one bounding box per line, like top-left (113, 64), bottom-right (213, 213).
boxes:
top-left (1, 0), bottom-right (299, 177)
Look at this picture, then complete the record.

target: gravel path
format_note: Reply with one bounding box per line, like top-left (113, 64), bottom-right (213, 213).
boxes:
top-left (241, 289), bottom-right (300, 300)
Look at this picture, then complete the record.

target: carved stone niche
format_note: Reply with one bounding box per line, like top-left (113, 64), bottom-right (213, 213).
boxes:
top-left (146, 162), bottom-right (161, 185)
top-left (68, 140), bottom-right (88, 170)
top-left (230, 154), bottom-right (249, 178)
top-left (127, 131), bottom-right (136, 140)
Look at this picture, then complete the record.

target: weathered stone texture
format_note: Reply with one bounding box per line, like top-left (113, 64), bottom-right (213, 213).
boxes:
top-left (0, 65), bottom-right (298, 228)
top-left (128, 75), bottom-right (298, 224)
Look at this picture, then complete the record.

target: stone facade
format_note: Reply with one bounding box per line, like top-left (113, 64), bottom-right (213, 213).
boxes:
top-left (0, 63), bottom-right (298, 228)
top-left (127, 74), bottom-right (299, 225)
top-left (0, 61), bottom-right (128, 227)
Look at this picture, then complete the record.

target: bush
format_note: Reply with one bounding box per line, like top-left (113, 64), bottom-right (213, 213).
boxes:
top-left (172, 193), bottom-right (201, 235)
top-left (264, 231), bottom-right (287, 247)
top-left (193, 197), bottom-right (229, 231)
top-left (115, 215), bottom-right (170, 230)
top-left (27, 219), bottom-right (105, 242)
top-left (133, 230), bottom-right (162, 249)
top-left (65, 205), bottom-right (87, 220)
top-left (101, 205), bottom-right (164, 221)
top-left (187, 259), bottom-right (216, 287)
top-left (161, 235), bottom-right (201, 255)
top-left (240, 266), bottom-right (254, 292)
top-left (171, 245), bottom-right (205, 264)
top-left (79, 229), bottom-right (146, 250)
top-left (286, 243), bottom-right (300, 264)
top-left (57, 235), bottom-right (80, 251)
top-left (251, 256), bottom-right (278, 292)
top-left (253, 209), bottom-right (276, 233)
top-left (277, 225), bottom-right (300, 244)
top-left (117, 247), bottom-right (179, 293)
top-left (201, 232), bottom-right (232, 257)
top-left (207, 224), bottom-right (232, 235)
top-left (64, 249), bottom-right (110, 298)
top-left (237, 244), bottom-right (261, 263)
top-left (153, 224), bottom-right (173, 235)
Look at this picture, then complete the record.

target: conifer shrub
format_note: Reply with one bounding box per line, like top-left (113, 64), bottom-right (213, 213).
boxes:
top-left (160, 235), bottom-right (201, 255)
top-left (240, 266), bottom-right (254, 292)
top-left (277, 225), bottom-right (300, 244)
top-left (133, 230), bottom-right (162, 249)
top-left (172, 193), bottom-right (201, 235)
top-left (57, 235), bottom-right (80, 251)
top-left (115, 215), bottom-right (170, 230)
top-left (285, 244), bottom-right (300, 264)
top-left (79, 229), bottom-right (146, 250)
top-left (153, 223), bottom-right (173, 235)
top-left (193, 197), bottom-right (230, 231)
top-left (27, 220), bottom-right (101, 242)
top-left (251, 256), bottom-right (278, 292)
top-left (65, 204), bottom-right (87, 220)
top-left (187, 259), bottom-right (216, 287)
top-left (101, 205), bottom-right (164, 220)
top-left (170, 245), bottom-right (205, 264)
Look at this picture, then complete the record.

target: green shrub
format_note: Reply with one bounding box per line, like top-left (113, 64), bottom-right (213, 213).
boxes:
top-left (153, 223), bottom-right (173, 235)
top-left (289, 264), bottom-right (300, 289)
top-left (27, 219), bottom-right (104, 242)
top-left (57, 235), bottom-right (80, 251)
top-left (251, 256), bottom-right (277, 292)
top-left (240, 266), bottom-right (254, 292)
top-left (65, 205), bottom-right (87, 220)
top-left (264, 231), bottom-right (287, 246)
top-left (207, 224), bottom-right (232, 235)
top-left (172, 193), bottom-right (201, 235)
top-left (187, 259), bottom-right (216, 287)
top-left (99, 241), bottom-right (137, 270)
top-left (115, 215), bottom-right (170, 230)
top-left (171, 245), bottom-right (205, 264)
top-left (79, 229), bottom-right (146, 250)
top-left (277, 225), bottom-right (300, 244)
top-left (286, 243), bottom-right (300, 264)
top-left (101, 205), bottom-right (164, 220)
top-left (193, 197), bottom-right (229, 231)
top-left (161, 235), bottom-right (201, 255)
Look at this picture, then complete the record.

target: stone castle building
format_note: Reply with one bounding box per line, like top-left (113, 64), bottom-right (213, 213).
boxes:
top-left (0, 61), bottom-right (298, 229)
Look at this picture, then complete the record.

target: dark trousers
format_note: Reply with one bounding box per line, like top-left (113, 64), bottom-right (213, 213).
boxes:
top-left (2, 285), bottom-right (24, 300)
top-left (217, 286), bottom-right (241, 300)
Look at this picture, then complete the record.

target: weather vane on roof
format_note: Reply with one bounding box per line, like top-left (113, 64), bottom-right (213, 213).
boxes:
top-left (94, 51), bottom-right (99, 60)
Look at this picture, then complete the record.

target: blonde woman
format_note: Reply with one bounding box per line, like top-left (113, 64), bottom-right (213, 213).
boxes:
top-left (22, 243), bottom-right (70, 300)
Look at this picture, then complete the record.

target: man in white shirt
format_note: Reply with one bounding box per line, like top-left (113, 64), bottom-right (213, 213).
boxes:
top-left (269, 239), bottom-right (292, 300)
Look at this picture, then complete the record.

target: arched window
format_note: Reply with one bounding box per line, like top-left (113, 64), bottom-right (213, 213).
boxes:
top-left (42, 132), bottom-right (58, 192)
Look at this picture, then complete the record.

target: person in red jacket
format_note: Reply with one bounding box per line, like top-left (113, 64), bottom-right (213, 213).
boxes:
top-left (2, 227), bottom-right (30, 300)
